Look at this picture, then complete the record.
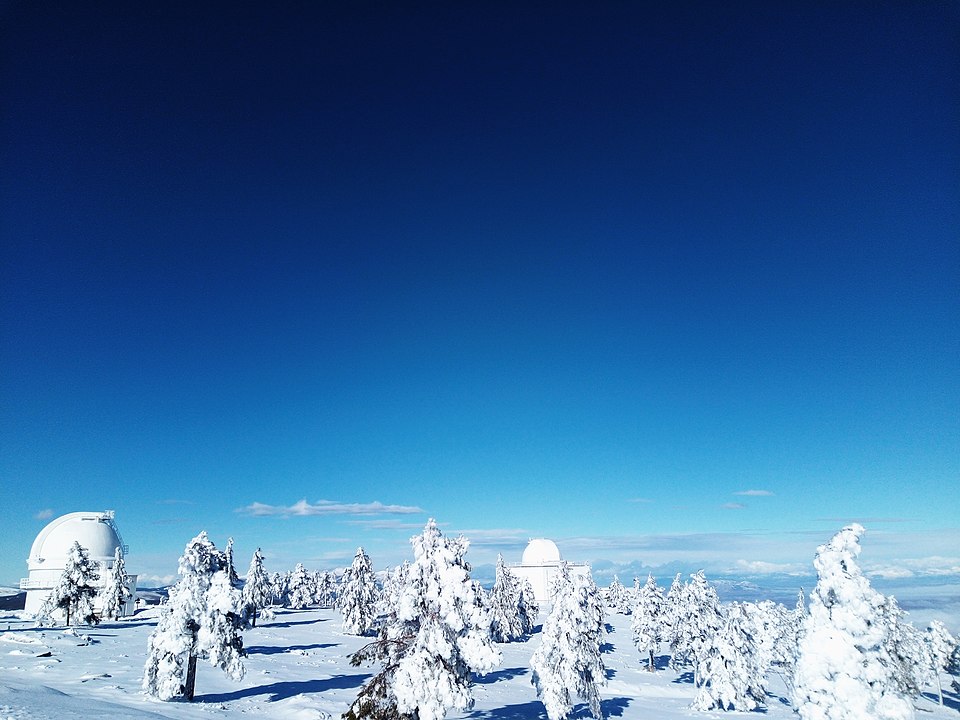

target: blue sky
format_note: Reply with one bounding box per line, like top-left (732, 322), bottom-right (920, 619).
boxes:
top-left (1, 2), bottom-right (958, 591)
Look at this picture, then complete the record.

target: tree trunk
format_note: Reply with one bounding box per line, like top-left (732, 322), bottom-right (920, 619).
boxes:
top-left (647, 649), bottom-right (655, 672)
top-left (184, 653), bottom-right (198, 701)
top-left (937, 673), bottom-right (943, 705)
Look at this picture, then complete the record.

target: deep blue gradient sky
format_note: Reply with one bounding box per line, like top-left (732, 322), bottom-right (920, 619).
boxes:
top-left (1, 2), bottom-right (958, 588)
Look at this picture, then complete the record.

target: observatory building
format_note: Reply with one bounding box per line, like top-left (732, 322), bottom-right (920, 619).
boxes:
top-left (512, 538), bottom-right (590, 604)
top-left (20, 510), bottom-right (137, 618)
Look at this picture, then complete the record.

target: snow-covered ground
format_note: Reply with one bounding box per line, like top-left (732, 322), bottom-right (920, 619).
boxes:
top-left (0, 607), bottom-right (956, 720)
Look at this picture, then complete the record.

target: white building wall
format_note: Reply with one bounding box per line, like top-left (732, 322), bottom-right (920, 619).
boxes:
top-left (21, 511), bottom-right (138, 619)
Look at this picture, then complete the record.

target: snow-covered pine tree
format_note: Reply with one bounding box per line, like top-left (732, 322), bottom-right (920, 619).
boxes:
top-left (740, 600), bottom-right (790, 681)
top-left (879, 596), bottom-right (928, 700)
top-left (672, 570), bottom-right (722, 684)
top-left (345, 519), bottom-right (500, 720)
top-left (925, 620), bottom-right (957, 705)
top-left (692, 602), bottom-right (766, 711)
top-left (793, 524), bottom-right (914, 720)
top-left (287, 563), bottom-right (313, 609)
top-left (606, 575), bottom-right (630, 615)
top-left (631, 573), bottom-right (665, 671)
top-left (489, 554), bottom-right (528, 642)
top-left (530, 563), bottom-right (607, 720)
top-left (663, 572), bottom-right (685, 668)
top-left (37, 541), bottom-right (100, 626)
top-left (224, 537), bottom-right (241, 589)
top-left (271, 571), bottom-right (288, 607)
top-left (314, 570), bottom-right (338, 608)
top-left (101, 545), bottom-right (132, 620)
top-left (142, 531), bottom-right (245, 701)
top-left (339, 547), bottom-right (379, 636)
top-left (241, 548), bottom-right (272, 628)
top-left (518, 577), bottom-right (539, 636)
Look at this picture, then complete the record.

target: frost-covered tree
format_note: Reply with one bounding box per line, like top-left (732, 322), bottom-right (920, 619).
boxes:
top-left (879, 596), bottom-right (928, 699)
top-left (531, 563), bottom-right (607, 720)
top-left (793, 524), bottom-right (914, 720)
top-left (663, 572), bottom-right (685, 666)
top-left (224, 537), bottom-right (241, 589)
top-left (339, 547), bottom-right (379, 636)
top-left (37, 541), bottom-right (100, 627)
top-left (101, 546), bottom-right (132, 620)
top-left (142, 532), bottom-right (245, 701)
top-left (606, 575), bottom-right (630, 615)
top-left (241, 548), bottom-right (272, 628)
top-left (518, 578), bottom-right (539, 634)
top-left (925, 620), bottom-right (957, 705)
top-left (345, 519), bottom-right (500, 720)
top-left (489, 554), bottom-right (534, 643)
top-left (314, 570), bottom-right (338, 608)
top-left (692, 603), bottom-right (766, 711)
top-left (631, 573), bottom-right (665, 671)
top-left (271, 571), bottom-right (288, 607)
top-left (287, 563), bottom-right (314, 609)
top-left (671, 570), bottom-right (722, 683)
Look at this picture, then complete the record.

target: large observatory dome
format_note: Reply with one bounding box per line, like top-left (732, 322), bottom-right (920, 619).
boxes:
top-left (27, 511), bottom-right (126, 571)
top-left (521, 538), bottom-right (562, 566)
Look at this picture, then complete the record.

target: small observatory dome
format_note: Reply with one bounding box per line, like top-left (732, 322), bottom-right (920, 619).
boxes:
top-left (22, 510), bottom-right (137, 618)
top-left (521, 538), bottom-right (562, 566)
top-left (27, 511), bottom-right (126, 571)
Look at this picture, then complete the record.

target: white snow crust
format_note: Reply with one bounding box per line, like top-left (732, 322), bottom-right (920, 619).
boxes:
top-left (0, 605), bottom-right (957, 720)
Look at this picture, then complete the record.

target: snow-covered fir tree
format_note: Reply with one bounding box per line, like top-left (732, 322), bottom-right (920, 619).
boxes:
top-left (692, 602), bottom-right (766, 711)
top-left (741, 600), bottom-right (792, 682)
top-left (671, 570), bottom-right (723, 684)
top-left (631, 573), bottom-right (665, 671)
top-left (518, 577), bottom-right (539, 636)
top-left (100, 545), bottom-right (132, 620)
top-left (287, 563), bottom-right (314, 609)
top-left (224, 536), bottom-right (241, 589)
top-left (345, 519), bottom-right (500, 720)
top-left (530, 563), bottom-right (607, 720)
top-left (37, 541), bottom-right (100, 627)
top-left (339, 547), bottom-right (379, 636)
top-left (241, 548), bottom-right (272, 628)
top-left (143, 531), bottom-right (245, 701)
top-left (663, 572), bottom-right (685, 667)
top-left (925, 620), bottom-right (957, 705)
top-left (879, 596), bottom-right (928, 700)
top-left (793, 524), bottom-right (914, 720)
top-left (605, 575), bottom-right (631, 615)
top-left (489, 554), bottom-right (534, 643)
top-left (314, 570), bottom-right (338, 608)
top-left (271, 571), bottom-right (288, 607)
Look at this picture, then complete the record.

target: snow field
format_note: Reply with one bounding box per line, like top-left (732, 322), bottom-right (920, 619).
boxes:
top-left (0, 607), bottom-right (956, 720)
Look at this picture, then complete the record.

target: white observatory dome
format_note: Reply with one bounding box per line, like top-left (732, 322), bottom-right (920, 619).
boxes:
top-left (27, 511), bottom-right (126, 571)
top-left (521, 538), bottom-right (562, 566)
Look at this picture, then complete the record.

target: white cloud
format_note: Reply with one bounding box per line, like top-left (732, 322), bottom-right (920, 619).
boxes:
top-left (138, 573), bottom-right (176, 586)
top-left (346, 518), bottom-right (428, 531)
top-left (735, 559), bottom-right (806, 575)
top-left (868, 566), bottom-right (916, 580)
top-left (721, 502), bottom-right (746, 510)
top-left (34, 508), bottom-right (53, 520)
top-left (734, 490), bottom-right (774, 497)
top-left (238, 498), bottom-right (424, 518)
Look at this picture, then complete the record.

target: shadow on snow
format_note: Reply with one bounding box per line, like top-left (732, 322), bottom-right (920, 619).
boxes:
top-left (468, 700), bottom-right (546, 720)
top-left (196, 673), bottom-right (371, 704)
top-left (263, 617), bottom-right (328, 629)
top-left (466, 697), bottom-right (630, 720)
top-left (245, 642), bottom-right (338, 655)
top-left (473, 667), bottom-right (528, 684)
